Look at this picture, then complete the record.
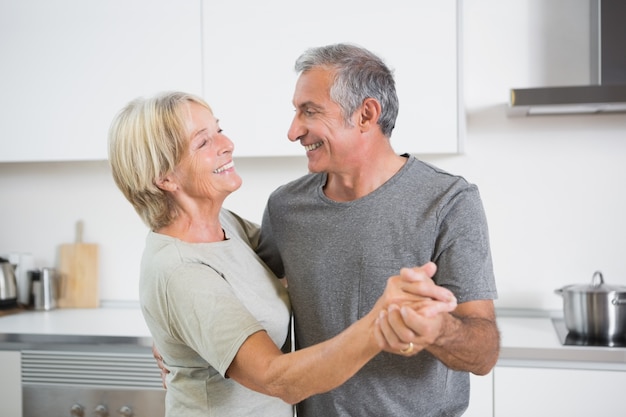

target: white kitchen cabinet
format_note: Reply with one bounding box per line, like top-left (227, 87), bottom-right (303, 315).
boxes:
top-left (465, 372), bottom-right (493, 417)
top-left (0, 0), bottom-right (203, 162)
top-left (202, 0), bottom-right (463, 157)
top-left (0, 350), bottom-right (22, 416)
top-left (494, 366), bottom-right (626, 416)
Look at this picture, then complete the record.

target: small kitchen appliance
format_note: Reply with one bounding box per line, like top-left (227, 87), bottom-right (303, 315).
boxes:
top-left (32, 267), bottom-right (58, 310)
top-left (0, 257), bottom-right (18, 308)
top-left (8, 252), bottom-right (35, 305)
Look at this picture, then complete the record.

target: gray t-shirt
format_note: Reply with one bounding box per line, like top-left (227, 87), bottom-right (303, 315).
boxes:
top-left (259, 155), bottom-right (497, 417)
top-left (140, 209), bottom-right (292, 417)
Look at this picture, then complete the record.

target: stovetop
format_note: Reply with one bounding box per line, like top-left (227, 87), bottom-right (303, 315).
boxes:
top-left (552, 318), bottom-right (626, 348)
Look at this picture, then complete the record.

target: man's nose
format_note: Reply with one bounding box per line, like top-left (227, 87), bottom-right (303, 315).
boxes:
top-left (287, 115), bottom-right (304, 142)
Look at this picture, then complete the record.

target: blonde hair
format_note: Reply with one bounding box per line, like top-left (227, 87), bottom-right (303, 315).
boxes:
top-left (108, 91), bottom-right (212, 230)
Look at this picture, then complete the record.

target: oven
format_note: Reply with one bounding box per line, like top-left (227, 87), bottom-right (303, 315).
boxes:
top-left (19, 337), bottom-right (165, 417)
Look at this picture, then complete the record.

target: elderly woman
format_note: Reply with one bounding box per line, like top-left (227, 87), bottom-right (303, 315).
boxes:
top-left (108, 91), bottom-right (456, 417)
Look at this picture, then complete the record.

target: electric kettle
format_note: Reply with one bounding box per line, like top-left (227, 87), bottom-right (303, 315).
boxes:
top-left (0, 257), bottom-right (18, 308)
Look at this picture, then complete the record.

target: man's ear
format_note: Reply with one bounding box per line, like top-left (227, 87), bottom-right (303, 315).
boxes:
top-left (359, 98), bottom-right (381, 131)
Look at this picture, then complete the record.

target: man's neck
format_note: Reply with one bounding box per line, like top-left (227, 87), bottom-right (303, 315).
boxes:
top-left (324, 153), bottom-right (407, 202)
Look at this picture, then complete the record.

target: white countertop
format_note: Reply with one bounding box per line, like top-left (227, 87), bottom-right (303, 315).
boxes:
top-left (0, 307), bottom-right (151, 338)
top-left (497, 316), bottom-right (626, 369)
top-left (1, 307), bottom-right (625, 369)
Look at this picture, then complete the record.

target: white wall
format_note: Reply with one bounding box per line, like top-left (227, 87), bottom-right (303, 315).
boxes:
top-left (1, 0), bottom-right (625, 310)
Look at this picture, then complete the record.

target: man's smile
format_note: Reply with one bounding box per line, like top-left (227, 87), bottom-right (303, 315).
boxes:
top-left (304, 142), bottom-right (322, 152)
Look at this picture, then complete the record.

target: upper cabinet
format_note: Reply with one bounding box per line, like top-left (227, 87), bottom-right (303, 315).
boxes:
top-left (0, 0), bottom-right (203, 162)
top-left (0, 0), bottom-right (461, 162)
top-left (202, 0), bottom-right (463, 157)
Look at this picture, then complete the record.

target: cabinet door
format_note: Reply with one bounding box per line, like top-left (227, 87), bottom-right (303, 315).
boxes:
top-left (0, 351), bottom-right (21, 417)
top-left (0, 0), bottom-right (203, 162)
top-left (465, 371), bottom-right (493, 417)
top-left (202, 0), bottom-right (462, 157)
top-left (494, 366), bottom-right (626, 416)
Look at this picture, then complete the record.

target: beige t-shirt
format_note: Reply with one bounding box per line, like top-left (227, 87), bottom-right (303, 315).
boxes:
top-left (140, 209), bottom-right (292, 417)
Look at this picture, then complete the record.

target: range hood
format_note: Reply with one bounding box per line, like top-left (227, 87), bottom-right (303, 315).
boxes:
top-left (508, 0), bottom-right (626, 116)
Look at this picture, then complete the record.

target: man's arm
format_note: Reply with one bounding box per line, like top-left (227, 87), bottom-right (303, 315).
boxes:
top-left (375, 269), bottom-right (500, 375)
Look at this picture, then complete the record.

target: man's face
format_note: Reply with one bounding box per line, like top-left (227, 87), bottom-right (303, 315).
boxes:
top-left (288, 68), bottom-right (360, 174)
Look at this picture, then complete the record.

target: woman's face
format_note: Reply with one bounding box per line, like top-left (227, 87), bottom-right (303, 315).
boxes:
top-left (169, 101), bottom-right (242, 205)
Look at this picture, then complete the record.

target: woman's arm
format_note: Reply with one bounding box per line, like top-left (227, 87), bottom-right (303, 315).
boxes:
top-left (226, 315), bottom-right (377, 404)
top-left (226, 262), bottom-right (457, 404)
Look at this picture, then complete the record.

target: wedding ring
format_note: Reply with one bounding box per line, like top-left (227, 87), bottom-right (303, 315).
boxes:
top-left (400, 342), bottom-right (414, 354)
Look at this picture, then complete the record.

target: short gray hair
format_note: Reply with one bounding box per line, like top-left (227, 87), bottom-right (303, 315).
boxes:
top-left (295, 43), bottom-right (399, 137)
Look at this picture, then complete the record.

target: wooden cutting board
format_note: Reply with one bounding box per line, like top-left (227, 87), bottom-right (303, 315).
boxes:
top-left (57, 221), bottom-right (100, 308)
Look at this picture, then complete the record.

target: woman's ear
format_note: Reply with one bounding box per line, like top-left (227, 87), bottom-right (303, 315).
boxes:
top-left (155, 174), bottom-right (177, 192)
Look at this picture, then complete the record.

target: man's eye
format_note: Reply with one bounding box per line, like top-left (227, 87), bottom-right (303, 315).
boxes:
top-left (304, 109), bottom-right (316, 116)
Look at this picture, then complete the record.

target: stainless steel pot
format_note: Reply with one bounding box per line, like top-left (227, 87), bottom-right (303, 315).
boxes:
top-left (555, 271), bottom-right (626, 340)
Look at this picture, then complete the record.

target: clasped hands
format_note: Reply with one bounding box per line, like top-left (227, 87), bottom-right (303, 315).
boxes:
top-left (373, 262), bottom-right (457, 356)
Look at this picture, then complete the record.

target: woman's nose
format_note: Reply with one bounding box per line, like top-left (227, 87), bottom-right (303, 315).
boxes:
top-left (218, 133), bottom-right (234, 153)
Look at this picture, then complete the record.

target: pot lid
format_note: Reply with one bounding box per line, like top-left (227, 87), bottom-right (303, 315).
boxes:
top-left (564, 271), bottom-right (626, 293)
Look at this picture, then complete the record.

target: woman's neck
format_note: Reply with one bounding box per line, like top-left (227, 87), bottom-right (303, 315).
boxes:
top-left (157, 205), bottom-right (226, 243)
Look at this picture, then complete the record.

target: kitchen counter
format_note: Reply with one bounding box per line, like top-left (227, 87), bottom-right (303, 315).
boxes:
top-left (0, 307), bottom-right (153, 349)
top-left (2, 308), bottom-right (621, 417)
top-left (0, 307), bottom-right (625, 370)
top-left (497, 315), bottom-right (626, 370)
